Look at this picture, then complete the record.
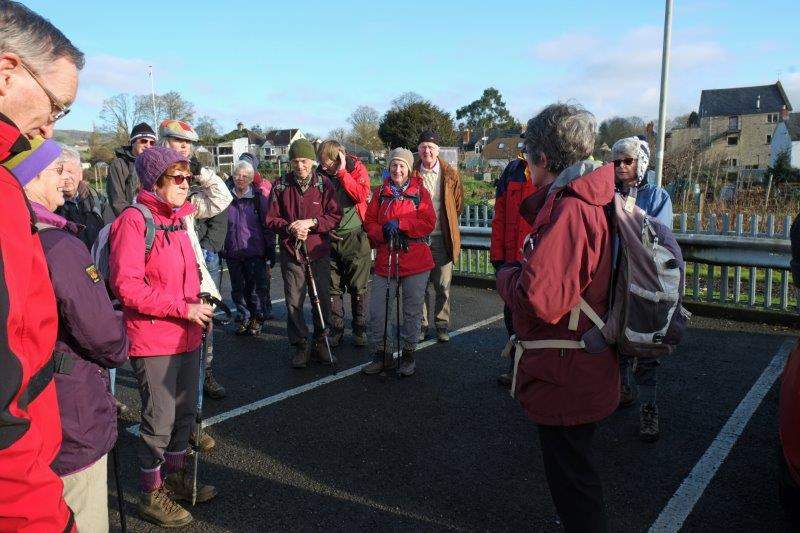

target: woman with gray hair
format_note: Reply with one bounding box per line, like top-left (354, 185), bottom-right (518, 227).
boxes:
top-left (221, 160), bottom-right (274, 335)
top-left (611, 136), bottom-right (673, 443)
top-left (496, 103), bottom-right (617, 532)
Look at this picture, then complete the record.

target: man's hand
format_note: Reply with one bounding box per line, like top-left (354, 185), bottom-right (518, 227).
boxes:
top-left (289, 219), bottom-right (316, 240)
top-left (186, 303), bottom-right (214, 327)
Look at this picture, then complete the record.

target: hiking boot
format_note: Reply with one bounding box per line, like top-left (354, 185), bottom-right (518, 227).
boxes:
top-left (190, 430), bottom-right (215, 453)
top-left (291, 343), bottom-right (309, 368)
top-left (362, 351), bottom-right (395, 375)
top-left (311, 338), bottom-right (336, 365)
top-left (419, 327), bottom-right (428, 343)
top-left (399, 348), bottom-right (416, 377)
top-left (115, 398), bottom-right (129, 417)
top-left (497, 373), bottom-right (512, 388)
top-left (329, 328), bottom-right (344, 347)
top-left (619, 383), bottom-right (638, 408)
top-left (247, 317), bottom-right (263, 336)
top-left (353, 330), bottom-right (368, 347)
top-left (639, 402), bottom-right (660, 442)
top-left (138, 486), bottom-right (193, 528)
top-left (164, 468), bottom-right (218, 504)
top-left (234, 321), bottom-right (250, 336)
top-left (203, 368), bottom-right (226, 400)
top-left (436, 328), bottom-right (450, 343)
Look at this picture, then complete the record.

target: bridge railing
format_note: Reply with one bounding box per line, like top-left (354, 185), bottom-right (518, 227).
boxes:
top-left (455, 206), bottom-right (797, 315)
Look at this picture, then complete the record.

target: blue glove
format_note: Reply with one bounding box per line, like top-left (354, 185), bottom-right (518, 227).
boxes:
top-left (382, 219), bottom-right (400, 242)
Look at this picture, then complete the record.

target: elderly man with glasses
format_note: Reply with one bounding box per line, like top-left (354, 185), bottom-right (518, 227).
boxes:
top-left (107, 122), bottom-right (157, 217)
top-left (0, 1), bottom-right (85, 530)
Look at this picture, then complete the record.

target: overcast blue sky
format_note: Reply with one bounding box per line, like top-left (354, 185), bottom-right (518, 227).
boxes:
top-left (27, 0), bottom-right (800, 136)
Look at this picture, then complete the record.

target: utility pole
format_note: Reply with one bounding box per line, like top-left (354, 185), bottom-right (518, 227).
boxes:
top-left (148, 66), bottom-right (158, 129)
top-left (655, 0), bottom-right (673, 188)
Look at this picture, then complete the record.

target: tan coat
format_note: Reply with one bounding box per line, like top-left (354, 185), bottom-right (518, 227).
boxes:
top-left (416, 157), bottom-right (464, 262)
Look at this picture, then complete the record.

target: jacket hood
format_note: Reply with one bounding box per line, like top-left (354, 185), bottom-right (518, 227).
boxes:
top-left (31, 201), bottom-right (82, 235)
top-left (553, 160), bottom-right (615, 207)
top-left (136, 189), bottom-right (196, 220)
top-left (115, 145), bottom-right (135, 161)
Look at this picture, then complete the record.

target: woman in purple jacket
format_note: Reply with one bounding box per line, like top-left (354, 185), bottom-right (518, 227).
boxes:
top-left (223, 161), bottom-right (274, 335)
top-left (18, 138), bottom-right (129, 532)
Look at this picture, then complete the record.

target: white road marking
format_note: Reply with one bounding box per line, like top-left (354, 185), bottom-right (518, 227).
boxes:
top-left (648, 338), bottom-right (795, 532)
top-left (127, 313), bottom-right (504, 437)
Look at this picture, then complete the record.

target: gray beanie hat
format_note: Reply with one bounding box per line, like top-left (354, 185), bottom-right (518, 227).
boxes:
top-left (387, 147), bottom-right (414, 172)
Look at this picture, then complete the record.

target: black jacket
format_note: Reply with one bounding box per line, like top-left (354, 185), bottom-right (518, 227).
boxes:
top-left (55, 183), bottom-right (114, 250)
top-left (791, 213), bottom-right (800, 287)
top-left (106, 146), bottom-right (139, 217)
top-left (191, 185), bottom-right (229, 253)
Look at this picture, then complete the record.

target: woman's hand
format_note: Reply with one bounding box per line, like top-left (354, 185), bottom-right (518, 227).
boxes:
top-left (186, 303), bottom-right (214, 327)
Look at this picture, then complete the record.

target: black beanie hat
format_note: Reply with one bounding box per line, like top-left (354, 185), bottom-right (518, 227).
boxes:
top-left (418, 129), bottom-right (440, 146)
top-left (130, 122), bottom-right (157, 144)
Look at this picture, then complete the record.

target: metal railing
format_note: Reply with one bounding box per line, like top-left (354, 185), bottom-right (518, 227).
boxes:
top-left (455, 206), bottom-right (797, 315)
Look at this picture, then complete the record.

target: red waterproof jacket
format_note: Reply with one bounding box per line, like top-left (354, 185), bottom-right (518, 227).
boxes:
top-left (780, 340), bottom-right (800, 486)
top-left (109, 190), bottom-right (202, 357)
top-left (0, 116), bottom-right (74, 531)
top-left (365, 175), bottom-right (436, 278)
top-left (332, 154), bottom-right (370, 222)
top-left (496, 162), bottom-right (619, 426)
top-left (490, 156), bottom-right (537, 264)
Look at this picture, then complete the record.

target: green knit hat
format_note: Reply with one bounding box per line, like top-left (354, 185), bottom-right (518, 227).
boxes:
top-left (288, 139), bottom-right (316, 161)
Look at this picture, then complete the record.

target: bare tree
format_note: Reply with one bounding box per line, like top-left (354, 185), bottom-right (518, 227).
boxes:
top-left (390, 91), bottom-right (424, 110)
top-left (195, 115), bottom-right (220, 143)
top-left (347, 105), bottom-right (384, 152)
top-left (134, 91), bottom-right (196, 129)
top-left (98, 93), bottom-right (138, 146)
top-left (328, 127), bottom-right (349, 143)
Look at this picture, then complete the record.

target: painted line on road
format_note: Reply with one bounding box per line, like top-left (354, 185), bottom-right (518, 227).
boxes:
top-left (648, 337), bottom-right (795, 532)
top-left (127, 313), bottom-right (504, 437)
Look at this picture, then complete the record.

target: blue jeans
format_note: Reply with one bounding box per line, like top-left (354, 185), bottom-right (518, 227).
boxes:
top-left (228, 256), bottom-right (271, 321)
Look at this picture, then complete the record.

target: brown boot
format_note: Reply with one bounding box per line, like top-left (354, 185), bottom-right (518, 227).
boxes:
top-left (291, 342), bottom-right (310, 368)
top-left (164, 468), bottom-right (217, 504)
top-left (362, 351), bottom-right (395, 375)
top-left (138, 486), bottom-right (193, 527)
top-left (311, 338), bottom-right (336, 365)
top-left (399, 348), bottom-right (416, 377)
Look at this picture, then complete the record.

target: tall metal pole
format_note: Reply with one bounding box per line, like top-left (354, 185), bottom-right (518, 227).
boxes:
top-left (654, 0), bottom-right (673, 188)
top-left (148, 66), bottom-right (158, 128)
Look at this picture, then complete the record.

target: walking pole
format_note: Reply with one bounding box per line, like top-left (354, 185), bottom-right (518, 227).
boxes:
top-left (191, 292), bottom-right (231, 506)
top-left (394, 243), bottom-right (402, 377)
top-left (381, 236), bottom-right (394, 375)
top-left (295, 240), bottom-right (337, 371)
top-left (109, 375), bottom-right (127, 532)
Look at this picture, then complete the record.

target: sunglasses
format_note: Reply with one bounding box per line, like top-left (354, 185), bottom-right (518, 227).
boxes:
top-left (19, 60), bottom-right (70, 122)
top-left (137, 138), bottom-right (156, 146)
top-left (613, 158), bottom-right (636, 167)
top-left (164, 173), bottom-right (193, 185)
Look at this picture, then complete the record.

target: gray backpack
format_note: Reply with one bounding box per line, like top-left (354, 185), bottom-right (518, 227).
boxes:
top-left (579, 187), bottom-right (691, 358)
top-left (91, 204), bottom-right (158, 282)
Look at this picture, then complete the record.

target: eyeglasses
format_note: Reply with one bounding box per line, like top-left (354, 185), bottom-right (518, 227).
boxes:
top-left (613, 158), bottom-right (635, 167)
top-left (137, 139), bottom-right (156, 146)
top-left (164, 173), bottom-right (193, 185)
top-left (18, 61), bottom-right (70, 122)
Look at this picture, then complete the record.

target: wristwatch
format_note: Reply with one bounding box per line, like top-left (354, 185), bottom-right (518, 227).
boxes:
top-left (311, 218), bottom-right (318, 227)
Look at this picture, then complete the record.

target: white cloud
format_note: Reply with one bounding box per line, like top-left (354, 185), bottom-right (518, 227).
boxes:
top-left (515, 25), bottom-right (730, 122)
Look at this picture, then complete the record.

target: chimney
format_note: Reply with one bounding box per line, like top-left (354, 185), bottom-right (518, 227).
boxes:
top-left (237, 122), bottom-right (244, 131)
top-left (756, 95), bottom-right (761, 110)
top-left (781, 104), bottom-right (790, 121)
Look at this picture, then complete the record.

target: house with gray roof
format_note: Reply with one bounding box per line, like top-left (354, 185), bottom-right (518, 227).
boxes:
top-left (668, 81), bottom-right (793, 182)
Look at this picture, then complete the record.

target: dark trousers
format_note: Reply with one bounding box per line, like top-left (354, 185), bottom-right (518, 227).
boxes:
top-left (228, 256), bottom-right (271, 321)
top-left (330, 228), bottom-right (371, 333)
top-left (280, 252), bottom-right (332, 345)
top-left (537, 423), bottom-right (608, 533)
top-left (131, 351), bottom-right (200, 470)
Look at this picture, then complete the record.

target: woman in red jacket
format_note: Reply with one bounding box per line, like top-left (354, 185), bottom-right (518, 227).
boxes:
top-left (496, 103), bottom-right (617, 532)
top-left (109, 147), bottom-right (216, 527)
top-left (362, 148), bottom-right (436, 376)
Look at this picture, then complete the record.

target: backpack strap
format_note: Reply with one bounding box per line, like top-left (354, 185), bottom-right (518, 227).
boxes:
top-left (568, 297), bottom-right (605, 332)
top-left (126, 203), bottom-right (157, 255)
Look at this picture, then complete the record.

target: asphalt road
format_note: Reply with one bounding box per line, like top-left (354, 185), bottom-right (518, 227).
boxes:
top-left (108, 269), bottom-right (800, 532)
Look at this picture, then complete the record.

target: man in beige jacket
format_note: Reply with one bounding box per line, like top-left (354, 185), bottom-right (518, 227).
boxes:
top-left (415, 129), bottom-right (464, 342)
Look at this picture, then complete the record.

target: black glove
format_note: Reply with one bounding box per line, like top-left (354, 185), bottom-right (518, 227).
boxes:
top-left (396, 233), bottom-right (410, 252)
top-left (190, 156), bottom-right (202, 176)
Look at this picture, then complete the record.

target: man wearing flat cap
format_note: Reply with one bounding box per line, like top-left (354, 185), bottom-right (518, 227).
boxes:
top-left (415, 129), bottom-right (464, 342)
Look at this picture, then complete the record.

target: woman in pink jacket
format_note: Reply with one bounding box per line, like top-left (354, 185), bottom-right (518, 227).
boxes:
top-left (109, 147), bottom-right (216, 527)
